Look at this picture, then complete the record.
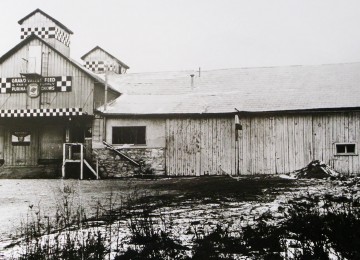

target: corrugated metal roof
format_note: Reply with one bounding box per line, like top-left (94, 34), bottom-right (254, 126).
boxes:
top-left (100, 63), bottom-right (360, 114)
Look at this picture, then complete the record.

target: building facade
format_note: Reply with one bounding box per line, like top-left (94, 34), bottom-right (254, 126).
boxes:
top-left (1, 9), bottom-right (360, 178)
top-left (0, 9), bottom-right (119, 174)
top-left (96, 66), bottom-right (360, 177)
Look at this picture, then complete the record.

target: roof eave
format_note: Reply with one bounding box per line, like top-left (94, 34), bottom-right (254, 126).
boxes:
top-left (98, 106), bottom-right (360, 117)
top-left (18, 8), bottom-right (73, 34)
top-left (81, 46), bottom-right (130, 69)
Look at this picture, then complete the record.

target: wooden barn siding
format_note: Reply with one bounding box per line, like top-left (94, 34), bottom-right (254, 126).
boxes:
top-left (165, 117), bottom-right (235, 176)
top-left (0, 39), bottom-right (94, 114)
top-left (0, 120), bottom-right (65, 166)
top-left (238, 112), bottom-right (360, 175)
top-left (0, 126), bottom-right (4, 160)
top-left (39, 124), bottom-right (64, 159)
top-left (3, 125), bottom-right (39, 166)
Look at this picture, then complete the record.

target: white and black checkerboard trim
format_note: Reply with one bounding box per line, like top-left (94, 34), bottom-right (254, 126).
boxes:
top-left (0, 108), bottom-right (83, 118)
top-left (0, 78), bottom-right (12, 94)
top-left (55, 28), bottom-right (70, 46)
top-left (20, 27), bottom-right (70, 46)
top-left (20, 27), bottom-right (56, 39)
top-left (84, 61), bottom-right (105, 72)
top-left (84, 61), bottom-right (116, 72)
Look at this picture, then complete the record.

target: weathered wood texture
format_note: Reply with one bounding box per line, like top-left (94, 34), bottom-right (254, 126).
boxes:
top-left (165, 117), bottom-right (235, 176)
top-left (39, 125), bottom-right (64, 159)
top-left (3, 124), bottom-right (39, 166)
top-left (0, 38), bottom-right (95, 115)
top-left (238, 112), bottom-right (360, 175)
top-left (0, 126), bottom-right (4, 160)
top-left (0, 119), bottom-right (94, 166)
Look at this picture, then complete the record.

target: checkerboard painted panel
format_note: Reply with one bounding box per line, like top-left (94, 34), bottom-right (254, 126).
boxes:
top-left (0, 78), bottom-right (12, 94)
top-left (84, 61), bottom-right (116, 73)
top-left (20, 27), bottom-right (56, 39)
top-left (84, 61), bottom-right (105, 72)
top-left (55, 28), bottom-right (70, 46)
top-left (0, 108), bottom-right (83, 118)
top-left (20, 27), bottom-right (70, 46)
top-left (55, 76), bottom-right (72, 92)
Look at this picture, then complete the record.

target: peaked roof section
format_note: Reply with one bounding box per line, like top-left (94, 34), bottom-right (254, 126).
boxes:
top-left (81, 46), bottom-right (130, 69)
top-left (0, 34), bottom-right (119, 95)
top-left (18, 8), bottom-right (73, 34)
top-left (100, 63), bottom-right (360, 114)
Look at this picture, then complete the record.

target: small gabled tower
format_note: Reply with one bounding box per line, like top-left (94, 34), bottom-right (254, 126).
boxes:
top-left (81, 46), bottom-right (129, 74)
top-left (18, 8), bottom-right (73, 58)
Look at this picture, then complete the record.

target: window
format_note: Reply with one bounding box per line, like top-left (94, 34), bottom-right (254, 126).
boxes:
top-left (112, 126), bottom-right (146, 145)
top-left (335, 143), bottom-right (356, 155)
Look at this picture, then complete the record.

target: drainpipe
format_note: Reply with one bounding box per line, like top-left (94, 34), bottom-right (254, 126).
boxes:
top-left (103, 72), bottom-right (108, 142)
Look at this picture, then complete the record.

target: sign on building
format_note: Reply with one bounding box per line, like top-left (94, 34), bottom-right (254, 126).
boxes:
top-left (0, 76), bottom-right (72, 94)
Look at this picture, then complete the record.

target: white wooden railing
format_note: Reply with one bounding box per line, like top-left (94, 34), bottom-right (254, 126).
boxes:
top-left (62, 143), bottom-right (99, 180)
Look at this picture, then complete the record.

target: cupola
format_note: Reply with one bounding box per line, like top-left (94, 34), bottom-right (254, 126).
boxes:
top-left (18, 9), bottom-right (73, 57)
top-left (81, 46), bottom-right (129, 74)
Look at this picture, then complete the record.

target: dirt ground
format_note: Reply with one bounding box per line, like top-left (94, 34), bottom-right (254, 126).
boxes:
top-left (0, 175), bottom-right (329, 258)
top-left (0, 177), bottom-right (300, 246)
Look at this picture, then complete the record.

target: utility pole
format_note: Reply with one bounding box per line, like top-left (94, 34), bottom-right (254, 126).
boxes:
top-left (104, 71), bottom-right (108, 112)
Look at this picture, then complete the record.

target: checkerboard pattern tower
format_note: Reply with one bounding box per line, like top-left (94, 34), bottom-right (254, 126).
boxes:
top-left (18, 9), bottom-right (73, 57)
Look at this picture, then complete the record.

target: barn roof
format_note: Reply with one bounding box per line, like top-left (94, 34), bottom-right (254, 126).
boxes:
top-left (81, 46), bottom-right (130, 69)
top-left (99, 63), bottom-right (360, 114)
top-left (18, 8), bottom-right (73, 34)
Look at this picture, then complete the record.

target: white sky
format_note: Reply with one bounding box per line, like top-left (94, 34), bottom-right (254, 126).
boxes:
top-left (1, 0), bottom-right (360, 73)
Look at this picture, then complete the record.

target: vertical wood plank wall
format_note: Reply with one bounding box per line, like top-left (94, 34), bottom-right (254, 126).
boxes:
top-left (39, 125), bottom-right (64, 159)
top-left (0, 126), bottom-right (4, 160)
top-left (3, 125), bottom-right (39, 166)
top-left (165, 117), bottom-right (235, 176)
top-left (238, 112), bottom-right (360, 175)
top-left (165, 112), bottom-right (360, 176)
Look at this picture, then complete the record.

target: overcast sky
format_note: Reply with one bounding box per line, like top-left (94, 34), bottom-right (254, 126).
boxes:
top-left (1, 0), bottom-right (360, 73)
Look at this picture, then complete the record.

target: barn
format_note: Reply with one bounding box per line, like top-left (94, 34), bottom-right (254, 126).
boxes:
top-left (0, 9), bottom-right (119, 176)
top-left (95, 65), bottom-right (360, 177)
top-left (1, 9), bottom-right (360, 178)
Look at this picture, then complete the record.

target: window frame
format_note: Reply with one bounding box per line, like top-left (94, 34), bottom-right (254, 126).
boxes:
top-left (112, 126), bottom-right (146, 146)
top-left (335, 143), bottom-right (357, 156)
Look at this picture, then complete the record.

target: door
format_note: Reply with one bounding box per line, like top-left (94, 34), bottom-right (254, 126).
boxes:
top-left (40, 125), bottom-right (64, 160)
top-left (4, 126), bottom-right (38, 166)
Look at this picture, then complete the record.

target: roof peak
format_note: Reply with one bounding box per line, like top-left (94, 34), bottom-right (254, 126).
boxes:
top-left (81, 46), bottom-right (129, 69)
top-left (18, 8), bottom-right (73, 34)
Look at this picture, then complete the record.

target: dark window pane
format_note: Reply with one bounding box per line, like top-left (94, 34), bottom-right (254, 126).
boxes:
top-left (347, 144), bottom-right (355, 153)
top-left (112, 126), bottom-right (146, 145)
top-left (336, 144), bottom-right (346, 154)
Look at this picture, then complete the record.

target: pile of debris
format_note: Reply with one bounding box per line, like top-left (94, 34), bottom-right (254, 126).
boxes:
top-left (282, 160), bottom-right (339, 179)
